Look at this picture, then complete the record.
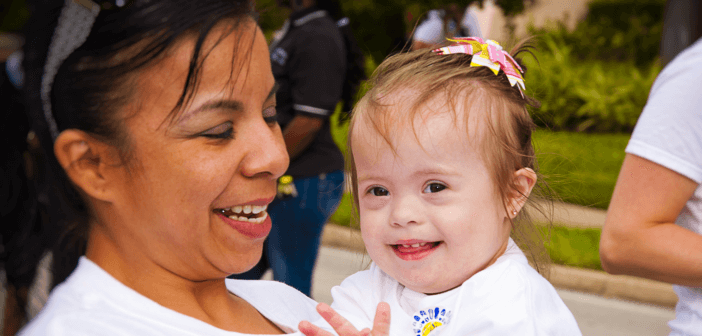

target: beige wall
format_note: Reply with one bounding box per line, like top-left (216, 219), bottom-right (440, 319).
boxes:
top-left (472, 0), bottom-right (592, 44)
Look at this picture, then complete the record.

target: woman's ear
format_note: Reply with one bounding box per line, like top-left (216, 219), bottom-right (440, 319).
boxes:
top-left (508, 167), bottom-right (537, 218)
top-left (54, 129), bottom-right (118, 202)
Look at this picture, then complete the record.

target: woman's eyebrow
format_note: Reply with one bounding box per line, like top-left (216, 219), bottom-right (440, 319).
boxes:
top-left (178, 83), bottom-right (279, 124)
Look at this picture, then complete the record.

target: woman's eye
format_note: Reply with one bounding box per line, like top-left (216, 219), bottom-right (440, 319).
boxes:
top-left (200, 122), bottom-right (234, 139)
top-left (368, 186), bottom-right (389, 196)
top-left (263, 106), bottom-right (278, 125)
top-left (423, 183), bottom-right (447, 193)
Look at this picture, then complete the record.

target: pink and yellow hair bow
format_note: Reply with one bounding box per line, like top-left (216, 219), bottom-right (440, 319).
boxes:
top-left (432, 37), bottom-right (525, 96)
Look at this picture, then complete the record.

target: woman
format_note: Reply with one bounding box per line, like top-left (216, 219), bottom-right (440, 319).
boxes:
top-left (12, 0), bottom-right (330, 334)
top-left (600, 37), bottom-right (702, 335)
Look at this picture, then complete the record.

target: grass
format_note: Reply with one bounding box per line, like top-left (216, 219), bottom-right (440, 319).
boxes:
top-left (544, 225), bottom-right (602, 270)
top-left (534, 130), bottom-right (629, 209)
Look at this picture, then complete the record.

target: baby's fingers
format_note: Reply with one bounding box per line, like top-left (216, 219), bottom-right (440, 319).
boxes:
top-left (371, 302), bottom-right (391, 336)
top-left (316, 303), bottom-right (363, 336)
top-left (298, 320), bottom-right (335, 336)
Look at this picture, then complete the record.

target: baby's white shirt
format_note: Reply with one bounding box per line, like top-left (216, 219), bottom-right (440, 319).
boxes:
top-left (325, 239), bottom-right (581, 336)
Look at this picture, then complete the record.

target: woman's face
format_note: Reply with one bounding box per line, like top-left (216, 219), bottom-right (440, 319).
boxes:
top-left (103, 21), bottom-right (288, 280)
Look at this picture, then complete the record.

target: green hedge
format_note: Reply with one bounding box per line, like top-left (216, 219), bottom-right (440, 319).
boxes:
top-left (530, 0), bottom-right (665, 67)
top-left (1, 0), bottom-right (29, 32)
top-left (523, 33), bottom-right (660, 133)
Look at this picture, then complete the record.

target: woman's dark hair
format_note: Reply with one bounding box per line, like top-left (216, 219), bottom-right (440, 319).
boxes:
top-left (3, 0), bottom-right (254, 317)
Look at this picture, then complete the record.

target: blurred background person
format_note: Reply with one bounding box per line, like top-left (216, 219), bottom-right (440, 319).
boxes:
top-left (317, 0), bottom-right (367, 121)
top-left (660, 0), bottom-right (701, 67)
top-left (232, 0), bottom-right (348, 297)
top-left (411, 2), bottom-right (482, 50)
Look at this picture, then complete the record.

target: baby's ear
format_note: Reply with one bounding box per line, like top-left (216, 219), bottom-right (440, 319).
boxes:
top-left (508, 168), bottom-right (537, 218)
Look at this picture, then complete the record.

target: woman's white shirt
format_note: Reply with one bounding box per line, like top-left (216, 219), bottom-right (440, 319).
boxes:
top-left (625, 37), bottom-right (702, 336)
top-left (19, 257), bottom-right (327, 335)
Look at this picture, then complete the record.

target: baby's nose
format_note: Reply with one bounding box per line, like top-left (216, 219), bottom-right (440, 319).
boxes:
top-left (390, 195), bottom-right (424, 227)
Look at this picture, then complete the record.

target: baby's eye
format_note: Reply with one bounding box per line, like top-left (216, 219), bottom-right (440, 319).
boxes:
top-left (368, 186), bottom-right (389, 197)
top-left (200, 122), bottom-right (234, 139)
top-left (423, 183), bottom-right (447, 193)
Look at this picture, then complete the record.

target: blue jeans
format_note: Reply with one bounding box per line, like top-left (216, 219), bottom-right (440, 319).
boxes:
top-left (231, 170), bottom-right (344, 296)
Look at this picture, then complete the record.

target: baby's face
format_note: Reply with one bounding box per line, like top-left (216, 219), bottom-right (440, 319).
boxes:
top-left (351, 99), bottom-right (512, 294)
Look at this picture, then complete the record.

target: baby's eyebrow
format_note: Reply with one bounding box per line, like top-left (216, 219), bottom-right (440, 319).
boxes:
top-left (411, 167), bottom-right (459, 178)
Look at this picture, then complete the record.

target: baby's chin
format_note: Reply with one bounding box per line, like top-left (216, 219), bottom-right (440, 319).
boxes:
top-left (406, 282), bottom-right (463, 296)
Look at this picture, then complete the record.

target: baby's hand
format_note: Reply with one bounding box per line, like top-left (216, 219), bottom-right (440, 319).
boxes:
top-left (298, 302), bottom-right (391, 336)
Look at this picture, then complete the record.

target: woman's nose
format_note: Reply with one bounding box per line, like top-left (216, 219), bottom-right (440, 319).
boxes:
top-left (241, 122), bottom-right (289, 179)
top-left (390, 194), bottom-right (423, 227)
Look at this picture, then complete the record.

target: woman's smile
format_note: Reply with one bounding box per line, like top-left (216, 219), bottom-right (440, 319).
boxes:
top-left (214, 197), bottom-right (276, 239)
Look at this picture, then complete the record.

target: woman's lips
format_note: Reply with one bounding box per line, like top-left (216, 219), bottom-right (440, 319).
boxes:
top-left (391, 241), bottom-right (441, 261)
top-left (217, 212), bottom-right (272, 239)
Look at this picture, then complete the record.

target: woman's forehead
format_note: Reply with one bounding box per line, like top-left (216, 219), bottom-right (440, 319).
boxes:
top-left (126, 20), bottom-right (261, 123)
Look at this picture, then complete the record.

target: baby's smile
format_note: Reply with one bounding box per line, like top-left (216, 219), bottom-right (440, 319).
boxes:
top-left (390, 241), bottom-right (442, 261)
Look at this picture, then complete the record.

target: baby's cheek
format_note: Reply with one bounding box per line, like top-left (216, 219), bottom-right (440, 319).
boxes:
top-left (360, 195), bottom-right (389, 211)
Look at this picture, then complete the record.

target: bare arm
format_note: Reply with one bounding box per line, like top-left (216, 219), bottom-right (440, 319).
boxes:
top-left (282, 115), bottom-right (323, 160)
top-left (600, 153), bottom-right (702, 286)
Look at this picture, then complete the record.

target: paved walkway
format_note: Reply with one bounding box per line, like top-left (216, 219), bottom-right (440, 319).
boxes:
top-left (532, 200), bottom-right (607, 228)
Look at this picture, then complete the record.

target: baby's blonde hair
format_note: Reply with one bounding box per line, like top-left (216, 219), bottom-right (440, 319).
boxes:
top-left (347, 45), bottom-right (552, 275)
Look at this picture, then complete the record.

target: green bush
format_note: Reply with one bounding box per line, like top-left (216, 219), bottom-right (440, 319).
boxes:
top-left (1, 0), bottom-right (30, 32)
top-left (523, 33), bottom-right (661, 133)
top-left (530, 0), bottom-right (665, 67)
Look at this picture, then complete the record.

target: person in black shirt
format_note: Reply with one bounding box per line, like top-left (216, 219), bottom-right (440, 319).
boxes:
top-left (232, 0), bottom-right (347, 296)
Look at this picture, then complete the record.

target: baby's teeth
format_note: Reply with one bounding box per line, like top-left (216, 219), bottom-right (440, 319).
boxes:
top-left (243, 205), bottom-right (252, 214)
top-left (233, 205), bottom-right (243, 213)
top-left (411, 243), bottom-right (420, 248)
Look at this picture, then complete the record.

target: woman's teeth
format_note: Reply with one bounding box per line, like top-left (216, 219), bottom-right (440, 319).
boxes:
top-left (219, 205), bottom-right (268, 223)
top-left (231, 205), bottom-right (266, 214)
top-left (230, 212), bottom-right (267, 223)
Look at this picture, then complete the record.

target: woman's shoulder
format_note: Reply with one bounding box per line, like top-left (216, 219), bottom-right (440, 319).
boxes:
top-left (226, 279), bottom-right (322, 323)
top-left (19, 257), bottom-right (173, 335)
